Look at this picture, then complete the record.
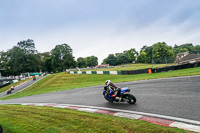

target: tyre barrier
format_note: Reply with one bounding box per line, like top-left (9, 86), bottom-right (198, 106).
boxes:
top-left (152, 61), bottom-right (200, 73)
top-left (121, 68), bottom-right (151, 75)
top-left (0, 125), bottom-right (2, 133)
top-left (67, 71), bottom-right (121, 75)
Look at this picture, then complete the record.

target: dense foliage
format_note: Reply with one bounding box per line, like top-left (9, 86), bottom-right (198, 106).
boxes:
top-left (0, 39), bottom-right (99, 75)
top-left (103, 42), bottom-right (200, 65)
top-left (102, 48), bottom-right (138, 65)
top-left (1, 39), bottom-right (41, 75)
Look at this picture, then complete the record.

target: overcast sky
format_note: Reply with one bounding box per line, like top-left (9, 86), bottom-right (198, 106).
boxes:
top-left (1, 0), bottom-right (200, 64)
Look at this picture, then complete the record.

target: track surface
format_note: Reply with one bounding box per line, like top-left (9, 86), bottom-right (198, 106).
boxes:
top-left (0, 76), bottom-right (45, 98)
top-left (0, 75), bottom-right (200, 121)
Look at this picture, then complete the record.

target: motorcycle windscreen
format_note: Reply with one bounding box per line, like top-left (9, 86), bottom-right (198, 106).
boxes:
top-left (120, 87), bottom-right (128, 95)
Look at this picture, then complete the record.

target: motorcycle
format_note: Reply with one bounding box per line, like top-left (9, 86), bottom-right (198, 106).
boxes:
top-left (7, 89), bottom-right (12, 95)
top-left (33, 76), bottom-right (36, 81)
top-left (11, 86), bottom-right (15, 91)
top-left (103, 86), bottom-right (136, 104)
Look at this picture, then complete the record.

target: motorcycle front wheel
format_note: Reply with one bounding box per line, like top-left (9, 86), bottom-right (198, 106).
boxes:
top-left (103, 91), bottom-right (113, 102)
top-left (122, 94), bottom-right (136, 104)
top-left (104, 96), bottom-right (113, 102)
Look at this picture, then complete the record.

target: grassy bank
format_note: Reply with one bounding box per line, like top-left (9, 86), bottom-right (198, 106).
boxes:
top-left (82, 63), bottom-right (177, 71)
top-left (0, 105), bottom-right (187, 133)
top-left (1, 67), bottom-right (200, 100)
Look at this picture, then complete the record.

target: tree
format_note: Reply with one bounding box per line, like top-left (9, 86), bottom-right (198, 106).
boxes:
top-left (173, 47), bottom-right (188, 55)
top-left (194, 45), bottom-right (200, 54)
top-left (25, 53), bottom-right (41, 72)
top-left (16, 39), bottom-right (41, 72)
top-left (102, 54), bottom-right (117, 66)
top-left (0, 51), bottom-right (8, 69)
top-left (172, 43), bottom-right (200, 55)
top-left (85, 56), bottom-right (98, 67)
top-left (4, 39), bottom-right (41, 75)
top-left (179, 43), bottom-right (194, 53)
top-left (115, 53), bottom-right (129, 65)
top-left (123, 48), bottom-right (138, 63)
top-left (152, 42), bottom-right (174, 63)
top-left (77, 57), bottom-right (87, 68)
top-left (17, 39), bottom-right (37, 54)
top-left (143, 46), bottom-right (153, 63)
top-left (137, 50), bottom-right (147, 63)
top-left (0, 51), bottom-right (9, 76)
top-left (51, 44), bottom-right (76, 72)
top-left (40, 52), bottom-right (53, 73)
top-left (102, 48), bottom-right (138, 65)
top-left (43, 57), bottom-right (52, 72)
top-left (8, 46), bottom-right (26, 75)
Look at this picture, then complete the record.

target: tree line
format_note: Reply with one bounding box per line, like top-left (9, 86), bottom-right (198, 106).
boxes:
top-left (0, 39), bottom-right (98, 76)
top-left (103, 42), bottom-right (200, 66)
top-left (0, 39), bottom-right (200, 76)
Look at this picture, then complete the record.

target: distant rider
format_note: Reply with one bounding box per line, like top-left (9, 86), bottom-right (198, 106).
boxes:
top-left (105, 80), bottom-right (121, 100)
top-left (11, 86), bottom-right (14, 90)
top-left (33, 76), bottom-right (36, 81)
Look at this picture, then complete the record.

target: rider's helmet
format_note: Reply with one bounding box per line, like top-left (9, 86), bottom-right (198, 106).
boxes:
top-left (105, 80), bottom-right (111, 86)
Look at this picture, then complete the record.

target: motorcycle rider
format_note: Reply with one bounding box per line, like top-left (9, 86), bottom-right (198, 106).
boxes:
top-left (33, 76), bottom-right (36, 81)
top-left (105, 80), bottom-right (121, 101)
top-left (11, 86), bottom-right (14, 90)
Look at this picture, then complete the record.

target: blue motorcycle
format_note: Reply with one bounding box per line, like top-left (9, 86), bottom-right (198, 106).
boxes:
top-left (103, 86), bottom-right (136, 104)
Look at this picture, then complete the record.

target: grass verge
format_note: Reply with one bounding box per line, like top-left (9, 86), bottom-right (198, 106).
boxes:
top-left (0, 104), bottom-right (188, 133)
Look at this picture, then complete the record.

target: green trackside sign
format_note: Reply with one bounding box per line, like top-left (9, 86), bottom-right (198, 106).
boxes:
top-left (29, 73), bottom-right (43, 76)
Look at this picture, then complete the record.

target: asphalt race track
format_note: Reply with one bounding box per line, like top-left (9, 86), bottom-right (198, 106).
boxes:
top-left (0, 75), bottom-right (200, 122)
top-left (0, 76), bottom-right (45, 98)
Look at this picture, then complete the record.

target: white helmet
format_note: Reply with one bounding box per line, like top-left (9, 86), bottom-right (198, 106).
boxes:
top-left (105, 80), bottom-right (111, 86)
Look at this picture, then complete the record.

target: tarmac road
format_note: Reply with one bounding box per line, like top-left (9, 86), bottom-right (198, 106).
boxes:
top-left (0, 75), bottom-right (200, 122)
top-left (0, 76), bottom-right (45, 98)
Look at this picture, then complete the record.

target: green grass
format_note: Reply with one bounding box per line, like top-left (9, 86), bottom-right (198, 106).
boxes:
top-left (1, 67), bottom-right (200, 100)
top-left (84, 63), bottom-right (177, 71)
top-left (0, 78), bottom-right (32, 93)
top-left (0, 104), bottom-right (188, 133)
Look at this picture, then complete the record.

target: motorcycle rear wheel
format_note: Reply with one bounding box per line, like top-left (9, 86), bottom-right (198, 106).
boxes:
top-left (122, 94), bottom-right (136, 104)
